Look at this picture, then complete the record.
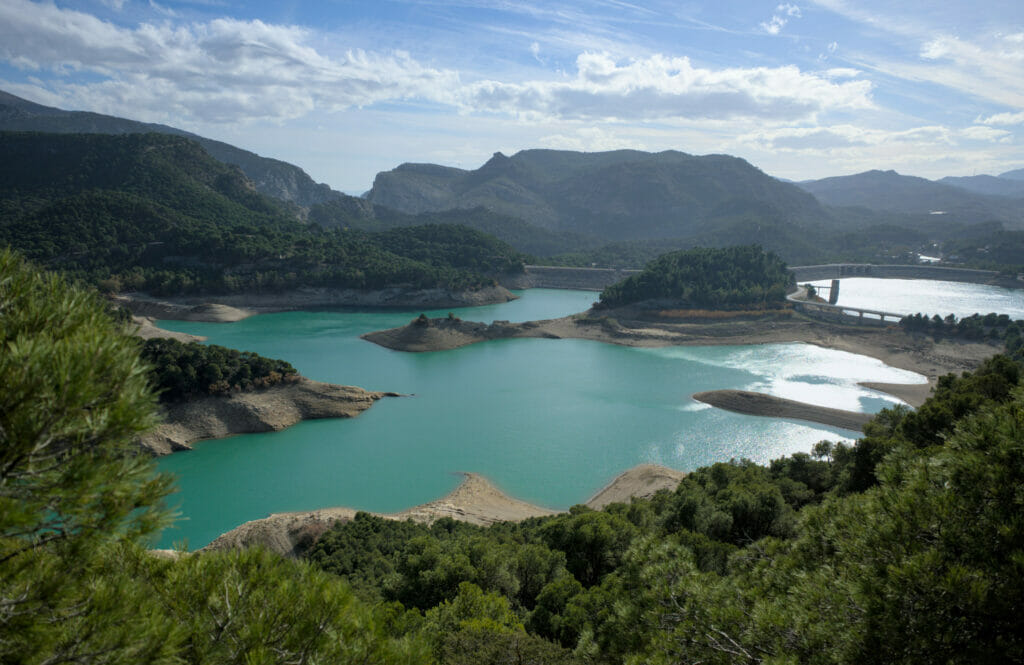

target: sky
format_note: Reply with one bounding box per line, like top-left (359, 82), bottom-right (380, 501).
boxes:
top-left (1, 0), bottom-right (1023, 193)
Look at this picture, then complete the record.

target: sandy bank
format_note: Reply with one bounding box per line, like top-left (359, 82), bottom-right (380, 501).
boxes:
top-left (115, 285), bottom-right (516, 322)
top-left (586, 464), bottom-right (687, 509)
top-left (693, 390), bottom-right (873, 432)
top-left (363, 313), bottom-right (998, 407)
top-left (140, 378), bottom-right (398, 455)
top-left (132, 315), bottom-right (207, 343)
top-left (201, 465), bottom-right (685, 557)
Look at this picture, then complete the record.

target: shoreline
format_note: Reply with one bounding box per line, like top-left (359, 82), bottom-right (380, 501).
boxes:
top-left (200, 465), bottom-right (686, 557)
top-left (114, 285), bottom-right (517, 323)
top-left (362, 312), bottom-right (998, 407)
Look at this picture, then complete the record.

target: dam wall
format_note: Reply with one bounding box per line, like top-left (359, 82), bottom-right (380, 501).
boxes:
top-left (523, 265), bottom-right (641, 291)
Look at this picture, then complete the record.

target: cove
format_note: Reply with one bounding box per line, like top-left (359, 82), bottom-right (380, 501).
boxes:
top-left (155, 289), bottom-right (926, 549)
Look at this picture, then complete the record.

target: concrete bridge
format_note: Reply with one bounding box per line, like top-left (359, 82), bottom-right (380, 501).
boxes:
top-left (788, 263), bottom-right (1021, 286)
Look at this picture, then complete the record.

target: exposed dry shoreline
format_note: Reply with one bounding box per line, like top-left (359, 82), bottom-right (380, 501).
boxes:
top-left (200, 465), bottom-right (686, 557)
top-left (693, 390), bottom-right (874, 432)
top-left (140, 378), bottom-right (399, 455)
top-left (115, 285), bottom-right (516, 323)
top-left (363, 312), bottom-right (998, 407)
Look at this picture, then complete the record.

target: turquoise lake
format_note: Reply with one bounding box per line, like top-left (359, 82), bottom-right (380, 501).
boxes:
top-left (156, 287), bottom-right (937, 549)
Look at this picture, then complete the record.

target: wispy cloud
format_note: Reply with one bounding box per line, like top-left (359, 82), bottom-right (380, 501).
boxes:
top-left (0, 0), bottom-right (871, 125)
top-left (460, 52), bottom-right (872, 122)
top-left (760, 3), bottom-right (802, 35)
top-left (810, 0), bottom-right (1024, 108)
top-left (977, 111), bottom-right (1024, 126)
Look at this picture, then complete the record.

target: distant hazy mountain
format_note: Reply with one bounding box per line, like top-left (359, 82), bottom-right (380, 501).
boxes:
top-left (0, 90), bottom-right (340, 208)
top-left (797, 169), bottom-right (1024, 226)
top-left (938, 174), bottom-right (1024, 198)
top-left (1000, 168), bottom-right (1024, 181)
top-left (366, 149), bottom-right (829, 242)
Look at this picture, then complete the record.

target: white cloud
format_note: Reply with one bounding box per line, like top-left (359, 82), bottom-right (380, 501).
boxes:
top-left (737, 124), bottom-right (964, 152)
top-left (0, 0), bottom-right (460, 123)
top-left (539, 126), bottom-right (648, 152)
top-left (459, 53), bottom-right (873, 123)
top-left (100, 0), bottom-right (128, 10)
top-left (959, 125), bottom-right (1012, 142)
top-left (824, 67), bottom-right (860, 78)
top-left (761, 15), bottom-right (787, 35)
top-left (977, 111), bottom-right (1024, 126)
top-left (760, 3), bottom-right (801, 35)
top-left (0, 1), bottom-right (873, 126)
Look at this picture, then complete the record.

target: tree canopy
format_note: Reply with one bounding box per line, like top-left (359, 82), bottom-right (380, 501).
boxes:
top-left (0, 250), bottom-right (430, 664)
top-left (598, 245), bottom-right (792, 309)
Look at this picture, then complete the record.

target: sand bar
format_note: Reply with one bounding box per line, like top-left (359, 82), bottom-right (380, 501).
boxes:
top-left (693, 390), bottom-right (874, 432)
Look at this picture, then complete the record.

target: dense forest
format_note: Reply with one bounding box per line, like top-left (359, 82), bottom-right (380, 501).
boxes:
top-left (303, 354), bottom-right (1024, 664)
top-left (6, 247), bottom-right (1024, 663)
top-left (0, 132), bottom-right (525, 296)
top-left (598, 245), bottom-right (792, 309)
top-left (140, 338), bottom-right (298, 402)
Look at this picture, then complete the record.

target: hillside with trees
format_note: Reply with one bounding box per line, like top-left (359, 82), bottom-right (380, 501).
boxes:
top-left (4, 248), bottom-right (1024, 663)
top-left (598, 245), bottom-right (792, 309)
top-left (0, 89), bottom-right (340, 207)
top-left (0, 132), bottom-right (525, 296)
top-left (140, 338), bottom-right (299, 402)
top-left (367, 149), bottom-right (828, 241)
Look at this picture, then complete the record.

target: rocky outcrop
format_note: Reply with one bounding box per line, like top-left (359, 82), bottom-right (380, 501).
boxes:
top-left (140, 378), bottom-right (399, 455)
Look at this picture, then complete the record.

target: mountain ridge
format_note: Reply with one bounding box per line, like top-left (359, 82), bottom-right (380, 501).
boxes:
top-left (0, 90), bottom-right (339, 208)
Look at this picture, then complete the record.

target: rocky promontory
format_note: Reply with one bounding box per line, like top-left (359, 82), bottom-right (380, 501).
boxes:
top-left (140, 378), bottom-right (399, 455)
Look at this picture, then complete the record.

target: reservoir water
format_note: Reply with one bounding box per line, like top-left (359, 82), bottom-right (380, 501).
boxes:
top-left (809, 278), bottom-right (1024, 319)
top-left (155, 287), bottom-right (949, 548)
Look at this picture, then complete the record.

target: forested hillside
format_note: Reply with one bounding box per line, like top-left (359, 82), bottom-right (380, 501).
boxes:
top-left (5, 247), bottom-right (1024, 663)
top-left (0, 132), bottom-right (525, 295)
top-left (367, 149), bottom-right (828, 241)
top-left (598, 245), bottom-right (792, 309)
top-left (0, 89), bottom-right (340, 207)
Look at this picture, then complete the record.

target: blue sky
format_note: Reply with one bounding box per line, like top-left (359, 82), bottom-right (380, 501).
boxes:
top-left (2, 0), bottom-right (1023, 192)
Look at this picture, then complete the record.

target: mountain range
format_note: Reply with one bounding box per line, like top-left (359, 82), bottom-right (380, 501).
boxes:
top-left (1, 89), bottom-right (1023, 269)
